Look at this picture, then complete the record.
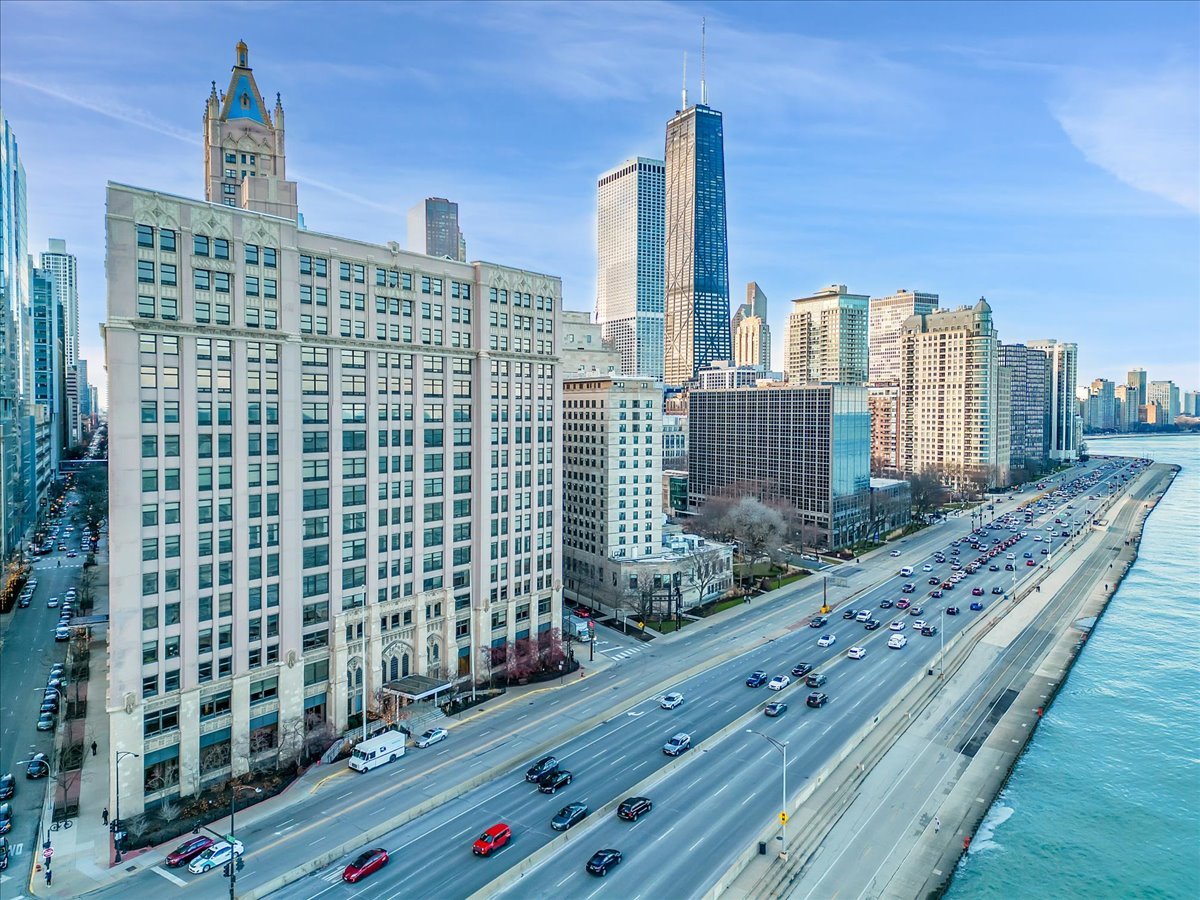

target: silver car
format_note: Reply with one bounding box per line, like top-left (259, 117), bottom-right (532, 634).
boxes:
top-left (415, 727), bottom-right (448, 749)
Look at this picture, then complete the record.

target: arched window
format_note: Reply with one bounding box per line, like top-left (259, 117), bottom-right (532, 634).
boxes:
top-left (390, 656), bottom-right (399, 681)
top-left (401, 653), bottom-right (410, 677)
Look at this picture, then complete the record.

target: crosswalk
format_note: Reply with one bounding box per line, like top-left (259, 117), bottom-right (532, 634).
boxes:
top-left (594, 640), bottom-right (646, 661)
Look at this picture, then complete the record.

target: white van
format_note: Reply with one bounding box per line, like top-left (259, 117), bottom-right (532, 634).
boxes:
top-left (348, 730), bottom-right (406, 772)
top-left (899, 566), bottom-right (914, 577)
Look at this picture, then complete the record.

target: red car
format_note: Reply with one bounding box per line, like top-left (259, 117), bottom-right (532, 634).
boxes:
top-left (472, 822), bottom-right (512, 856)
top-left (971, 587), bottom-right (984, 596)
top-left (342, 847), bottom-right (389, 882)
top-left (165, 835), bottom-right (214, 867)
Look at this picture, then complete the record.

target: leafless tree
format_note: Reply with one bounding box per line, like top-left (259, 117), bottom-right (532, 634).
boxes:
top-left (685, 546), bottom-right (726, 607)
top-left (157, 798), bottom-right (183, 826)
top-left (909, 470), bottom-right (947, 521)
top-left (724, 497), bottom-right (787, 582)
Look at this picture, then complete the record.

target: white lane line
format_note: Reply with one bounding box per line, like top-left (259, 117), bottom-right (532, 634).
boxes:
top-left (655, 824), bottom-right (678, 843)
top-left (151, 866), bottom-right (188, 886)
top-left (556, 872), bottom-right (574, 887)
top-left (714, 783), bottom-right (729, 797)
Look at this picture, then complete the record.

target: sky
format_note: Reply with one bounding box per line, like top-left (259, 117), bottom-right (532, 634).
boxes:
top-left (1, 0), bottom-right (1197, 407)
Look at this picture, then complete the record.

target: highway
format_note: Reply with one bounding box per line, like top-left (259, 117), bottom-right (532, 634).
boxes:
top-left (79, 457), bottom-right (1137, 900)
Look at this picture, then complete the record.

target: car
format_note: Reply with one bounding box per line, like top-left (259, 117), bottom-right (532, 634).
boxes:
top-left (864, 618), bottom-right (882, 630)
top-left (586, 848), bottom-right (623, 876)
top-left (912, 619), bottom-right (927, 630)
top-left (970, 601), bottom-right (984, 611)
top-left (842, 609), bottom-right (858, 619)
top-left (989, 565), bottom-right (1000, 572)
top-left (922, 564), bottom-right (933, 571)
top-left (662, 733), bottom-right (691, 756)
top-left (551, 802), bottom-right (589, 832)
top-left (879, 599), bottom-right (894, 609)
top-left (660, 692), bottom-right (684, 710)
top-left (415, 727), bottom-right (448, 748)
top-left (0, 775), bottom-right (13, 801)
top-left (472, 823), bottom-right (512, 856)
top-left (64, 587), bottom-right (77, 598)
top-left (525, 756), bottom-right (559, 782)
top-left (1041, 548), bottom-right (1050, 555)
top-left (908, 605), bottom-right (924, 616)
top-left (764, 700), bottom-right (788, 717)
top-left (746, 671), bottom-right (769, 688)
top-left (46, 676), bottom-right (62, 691)
top-left (617, 797), bottom-right (653, 821)
top-left (0, 835), bottom-right (9, 871)
top-left (943, 581), bottom-right (954, 590)
top-left (25, 753), bottom-right (49, 779)
top-left (889, 550), bottom-right (902, 557)
top-left (901, 583), bottom-right (915, 594)
top-left (40, 701), bottom-right (57, 716)
top-left (921, 625), bottom-right (938, 636)
top-left (847, 646), bottom-right (866, 660)
top-left (342, 847), bottom-right (389, 883)
top-left (17, 594), bottom-right (31, 608)
top-left (538, 769), bottom-right (574, 793)
top-left (47, 596), bottom-right (59, 608)
top-left (889, 620), bottom-right (906, 631)
top-left (855, 610), bottom-right (872, 622)
top-left (57, 544), bottom-right (66, 551)
top-left (0, 804), bottom-right (11, 835)
top-left (895, 599), bottom-right (911, 610)
top-left (888, 634), bottom-right (908, 649)
top-left (187, 839), bottom-right (244, 874)
top-left (1027, 559), bottom-right (1037, 566)
top-left (165, 835), bottom-right (215, 867)
top-left (791, 663), bottom-right (813, 678)
top-left (36, 712), bottom-right (56, 731)
top-left (66, 550), bottom-right (77, 558)
top-left (1024, 551), bottom-right (1034, 558)
top-left (1007, 553), bottom-right (1015, 559)
top-left (928, 577), bottom-right (940, 585)
top-left (809, 616), bottom-right (827, 629)
top-left (992, 586), bottom-right (1005, 595)
top-left (817, 634), bottom-right (836, 648)
top-left (946, 606), bottom-right (960, 615)
top-left (768, 675), bottom-right (790, 691)
top-left (26, 578), bottom-right (37, 590)
top-left (805, 672), bottom-right (826, 688)
top-left (929, 589), bottom-right (944, 599)
top-left (806, 692), bottom-right (829, 708)
top-left (1005, 563), bottom-right (1015, 571)
top-left (972, 587), bottom-right (984, 596)
top-left (55, 627), bottom-right (69, 642)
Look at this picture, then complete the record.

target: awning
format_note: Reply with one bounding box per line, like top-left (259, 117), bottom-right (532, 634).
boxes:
top-left (380, 674), bottom-right (453, 702)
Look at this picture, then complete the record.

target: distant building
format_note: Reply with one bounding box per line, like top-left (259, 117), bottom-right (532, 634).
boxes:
top-left (1027, 340), bottom-right (1079, 461)
top-left (663, 469), bottom-right (689, 516)
top-left (1, 112), bottom-right (30, 559)
top-left (1182, 390), bottom-right (1198, 417)
top-left (561, 309), bottom-right (622, 376)
top-left (731, 282), bottom-right (771, 368)
top-left (661, 414), bottom-right (687, 463)
top-left (868, 290), bottom-right (938, 385)
top-left (784, 284), bottom-right (869, 385)
top-left (29, 266), bottom-right (64, 492)
top-left (595, 157), bottom-right (665, 378)
top-left (869, 478), bottom-right (912, 535)
top-left (1147, 380), bottom-right (1180, 423)
top-left (868, 384), bottom-right (901, 476)
top-left (1126, 368), bottom-right (1147, 409)
top-left (1114, 384), bottom-right (1137, 432)
top-left (999, 343), bottom-right (1049, 471)
top-left (40, 239), bottom-right (79, 373)
top-left (688, 383), bottom-right (871, 550)
top-left (1085, 378), bottom-right (1116, 431)
top-left (696, 360), bottom-right (782, 391)
top-left (407, 197), bottom-right (466, 262)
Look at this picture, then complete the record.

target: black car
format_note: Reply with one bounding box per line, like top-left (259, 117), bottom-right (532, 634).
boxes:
top-left (0, 774), bottom-right (13, 800)
top-left (946, 607), bottom-right (960, 616)
top-left (0, 804), bottom-right (11, 835)
top-left (989, 565), bottom-right (1000, 572)
top-left (0, 834), bottom-right (9, 870)
top-left (551, 802), bottom-right (588, 832)
top-left (992, 586), bottom-right (1005, 594)
top-left (805, 673), bottom-right (826, 688)
top-left (806, 692), bottom-right (830, 708)
top-left (525, 755), bottom-right (559, 782)
top-left (927, 577), bottom-right (940, 585)
top-left (1005, 563), bottom-right (1015, 571)
top-left (921, 625), bottom-right (938, 636)
top-left (617, 797), bottom-right (653, 821)
top-left (538, 769), bottom-right (573, 794)
top-left (864, 619), bottom-right (881, 630)
top-left (586, 848), bottom-right (623, 876)
top-left (842, 609), bottom-right (857, 619)
top-left (809, 616), bottom-right (827, 629)
top-left (25, 753), bottom-right (48, 779)
top-left (790, 663), bottom-right (813, 678)
top-left (880, 599), bottom-right (894, 608)
top-left (764, 701), bottom-right (787, 717)
top-left (746, 671), bottom-right (769, 688)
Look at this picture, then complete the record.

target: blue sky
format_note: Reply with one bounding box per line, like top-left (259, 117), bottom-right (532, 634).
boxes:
top-left (2, 0), bottom-right (1197, 402)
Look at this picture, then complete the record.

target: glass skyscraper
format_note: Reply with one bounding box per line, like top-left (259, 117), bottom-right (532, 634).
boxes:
top-left (664, 103), bottom-right (731, 386)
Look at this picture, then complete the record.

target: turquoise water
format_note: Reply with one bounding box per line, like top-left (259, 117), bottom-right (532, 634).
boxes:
top-left (945, 435), bottom-right (1200, 900)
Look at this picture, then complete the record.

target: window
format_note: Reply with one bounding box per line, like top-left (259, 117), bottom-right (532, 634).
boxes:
top-left (137, 224), bottom-right (154, 248)
top-left (245, 244), bottom-right (260, 265)
top-left (194, 235), bottom-right (210, 256)
top-left (263, 247), bottom-right (277, 268)
top-left (249, 676), bottom-right (278, 704)
top-left (213, 238), bottom-right (230, 260)
top-left (143, 707), bottom-right (180, 737)
top-left (200, 691), bottom-right (232, 719)
top-left (138, 260), bottom-right (155, 283)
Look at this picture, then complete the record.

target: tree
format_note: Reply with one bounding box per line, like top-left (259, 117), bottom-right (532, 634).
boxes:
top-left (537, 628), bottom-right (567, 671)
top-left (684, 495), bottom-right (736, 543)
top-left (505, 638), bottom-right (539, 682)
top-left (684, 546), bottom-right (726, 607)
top-left (157, 798), bottom-right (183, 827)
top-left (76, 567), bottom-right (97, 614)
top-left (724, 497), bottom-right (786, 583)
top-left (909, 470), bottom-right (947, 521)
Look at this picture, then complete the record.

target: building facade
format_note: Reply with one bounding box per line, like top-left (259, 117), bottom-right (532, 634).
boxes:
top-left (1147, 380), bottom-right (1180, 424)
top-left (1084, 378), bottom-right (1116, 432)
top-left (560, 309), bottom-right (622, 377)
top-left (899, 300), bottom-right (1007, 489)
top-left (595, 157), bottom-right (665, 379)
top-left (663, 102), bottom-right (731, 386)
top-left (998, 343), bottom-right (1049, 473)
top-left (731, 282), bottom-right (770, 368)
top-left (661, 413), bottom-right (687, 463)
top-left (104, 45), bottom-right (563, 815)
top-left (867, 289), bottom-right (938, 385)
top-left (696, 360), bottom-right (782, 391)
top-left (784, 284), bottom-right (869, 385)
top-left (408, 197), bottom-right (466, 262)
top-left (868, 383), bottom-right (901, 476)
top-left (1, 112), bottom-right (30, 560)
top-left (29, 266), bottom-right (63, 494)
top-left (688, 383), bottom-right (871, 550)
top-left (1027, 339), bottom-right (1078, 461)
top-left (1126, 368), bottom-right (1147, 410)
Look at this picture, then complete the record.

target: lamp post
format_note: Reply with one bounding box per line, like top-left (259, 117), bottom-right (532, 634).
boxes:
top-left (228, 785), bottom-right (262, 900)
top-left (746, 730), bottom-right (789, 860)
top-left (113, 750), bottom-right (139, 863)
top-left (939, 607), bottom-right (945, 677)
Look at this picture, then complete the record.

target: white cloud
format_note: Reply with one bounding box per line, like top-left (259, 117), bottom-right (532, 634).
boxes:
top-left (1052, 66), bottom-right (1199, 213)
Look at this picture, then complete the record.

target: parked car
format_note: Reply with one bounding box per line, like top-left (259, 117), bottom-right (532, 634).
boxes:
top-left (0, 774), bottom-right (13, 800)
top-left (586, 848), bottom-right (623, 876)
top-left (187, 839), bottom-right (244, 874)
top-left (660, 692), bottom-right (684, 710)
top-left (165, 835), bottom-right (215, 867)
top-left (415, 727), bottom-right (448, 748)
top-left (25, 753), bottom-right (49, 779)
top-left (342, 848), bottom-right (389, 883)
top-left (764, 701), bottom-right (788, 717)
top-left (662, 733), bottom-right (691, 756)
top-left (806, 692), bottom-right (829, 708)
top-left (0, 835), bottom-right (9, 870)
top-left (0, 804), bottom-right (11, 835)
top-left (538, 769), bottom-right (574, 793)
top-left (36, 712), bottom-right (56, 731)
top-left (472, 823), bottom-right (512, 856)
top-left (551, 802), bottom-right (589, 832)
top-left (54, 627), bottom-right (70, 642)
top-left (525, 756), bottom-right (559, 782)
top-left (46, 596), bottom-right (59, 608)
top-left (617, 797), bottom-right (653, 821)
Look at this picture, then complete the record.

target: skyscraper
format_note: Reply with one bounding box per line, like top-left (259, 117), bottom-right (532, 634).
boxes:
top-left (1085, 378), bottom-right (1116, 431)
top-left (999, 343), bottom-right (1049, 473)
top-left (595, 157), bottom-right (664, 378)
top-left (731, 282), bottom-right (770, 368)
top-left (784, 284), bottom-right (869, 385)
top-left (40, 239), bottom-right (78, 367)
top-left (1028, 339), bottom-right (1079, 461)
top-left (408, 197), bottom-right (466, 262)
top-left (1126, 367), bottom-right (1147, 409)
top-left (29, 266), bottom-right (63, 491)
top-left (868, 290), bottom-right (939, 385)
top-left (1, 112), bottom-right (29, 559)
top-left (1148, 380), bottom-right (1180, 423)
top-left (663, 68), bottom-right (730, 386)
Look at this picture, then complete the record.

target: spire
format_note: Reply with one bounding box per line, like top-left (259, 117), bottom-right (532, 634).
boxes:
top-left (681, 51), bottom-right (688, 109)
top-left (236, 40), bottom-right (249, 69)
top-left (700, 17), bottom-right (707, 106)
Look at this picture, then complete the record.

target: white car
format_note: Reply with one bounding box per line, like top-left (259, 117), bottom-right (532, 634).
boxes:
top-left (922, 564), bottom-right (933, 571)
top-left (887, 634), bottom-right (908, 649)
top-left (889, 550), bottom-right (902, 557)
top-left (768, 675), bottom-right (790, 691)
top-left (817, 634), bottom-right (836, 648)
top-left (1006, 553), bottom-right (1015, 559)
top-left (660, 692), bottom-right (684, 710)
top-left (912, 620), bottom-right (927, 631)
top-left (188, 839), bottom-right (244, 874)
top-left (889, 621), bottom-right (906, 631)
top-left (855, 610), bottom-right (871, 622)
top-left (847, 646), bottom-right (867, 660)
top-left (415, 727), bottom-right (448, 748)
top-left (47, 596), bottom-right (59, 608)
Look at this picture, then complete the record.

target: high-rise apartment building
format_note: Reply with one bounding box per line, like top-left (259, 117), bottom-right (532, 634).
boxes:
top-left (1147, 380), bottom-right (1180, 423)
top-left (1027, 339), bottom-right (1078, 461)
top-left (731, 282), bottom-right (770, 368)
top-left (104, 45), bottom-right (563, 816)
top-left (688, 383), bottom-right (871, 550)
top-left (784, 284), bottom-right (869, 385)
top-left (1114, 383), bottom-right (1136, 431)
top-left (29, 266), bottom-right (63, 490)
top-left (998, 343), bottom-right (1049, 471)
top-left (868, 290), bottom-right (938, 385)
top-left (696, 360), bottom-right (782, 391)
top-left (899, 300), bottom-right (1007, 488)
top-left (1085, 378), bottom-right (1116, 432)
top-left (595, 157), bottom-right (665, 379)
top-left (663, 91), bottom-right (731, 385)
top-left (40, 238), bottom-right (78, 365)
top-left (408, 197), bottom-right (466, 262)
top-left (1126, 368), bottom-right (1147, 409)
top-left (868, 383), bottom-right (901, 476)
top-left (1, 112), bottom-right (29, 559)
top-left (1182, 390), bottom-right (1198, 418)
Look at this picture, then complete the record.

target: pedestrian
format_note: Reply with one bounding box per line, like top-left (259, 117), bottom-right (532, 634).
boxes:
top-left (934, 816), bottom-right (941, 833)
top-left (46, 868), bottom-right (53, 885)
top-left (101, 806), bottom-right (109, 826)
top-left (91, 740), bottom-right (98, 757)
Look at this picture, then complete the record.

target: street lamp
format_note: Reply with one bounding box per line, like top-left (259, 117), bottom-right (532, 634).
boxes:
top-left (746, 730), bottom-right (789, 860)
top-left (228, 785), bottom-right (262, 900)
top-left (113, 750), bottom-right (139, 863)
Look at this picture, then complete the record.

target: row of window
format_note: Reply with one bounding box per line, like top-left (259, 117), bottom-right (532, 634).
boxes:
top-left (137, 224), bottom-right (278, 267)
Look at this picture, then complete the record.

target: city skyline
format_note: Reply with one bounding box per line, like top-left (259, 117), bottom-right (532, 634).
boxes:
top-left (0, 0), bottom-right (1197, 402)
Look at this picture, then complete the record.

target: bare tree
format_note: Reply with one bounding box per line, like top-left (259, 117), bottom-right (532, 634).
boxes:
top-left (909, 470), bottom-right (947, 521)
top-left (157, 798), bottom-right (183, 827)
top-left (724, 498), bottom-right (786, 583)
top-left (684, 546), bottom-right (726, 607)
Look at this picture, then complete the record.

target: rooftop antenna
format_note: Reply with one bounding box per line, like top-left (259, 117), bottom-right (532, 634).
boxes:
top-left (681, 51), bottom-right (688, 109)
top-left (700, 17), bottom-right (707, 106)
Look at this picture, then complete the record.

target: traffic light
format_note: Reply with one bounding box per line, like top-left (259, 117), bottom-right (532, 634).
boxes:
top-left (236, 856), bottom-right (245, 872)
top-left (223, 862), bottom-right (233, 878)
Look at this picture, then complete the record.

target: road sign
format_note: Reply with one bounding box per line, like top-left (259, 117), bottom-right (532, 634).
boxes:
top-left (43, 847), bottom-right (54, 859)
top-left (779, 812), bottom-right (788, 825)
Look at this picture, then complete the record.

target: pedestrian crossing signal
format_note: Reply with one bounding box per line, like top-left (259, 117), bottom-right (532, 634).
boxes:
top-left (779, 811), bottom-right (788, 825)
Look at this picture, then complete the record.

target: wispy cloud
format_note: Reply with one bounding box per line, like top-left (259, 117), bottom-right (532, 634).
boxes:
top-left (1052, 66), bottom-right (1199, 214)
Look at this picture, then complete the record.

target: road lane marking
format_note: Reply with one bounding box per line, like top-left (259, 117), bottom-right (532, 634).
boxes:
top-left (151, 866), bottom-right (187, 886)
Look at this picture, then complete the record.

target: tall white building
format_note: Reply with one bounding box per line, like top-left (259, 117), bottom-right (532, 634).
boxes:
top-left (40, 239), bottom-right (79, 445)
top-left (784, 284), bottom-right (869, 385)
top-left (868, 289), bottom-right (938, 385)
top-left (595, 157), bottom-right (664, 379)
top-left (731, 282), bottom-right (770, 368)
top-left (104, 44), bottom-right (563, 816)
top-left (1027, 339), bottom-right (1079, 461)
